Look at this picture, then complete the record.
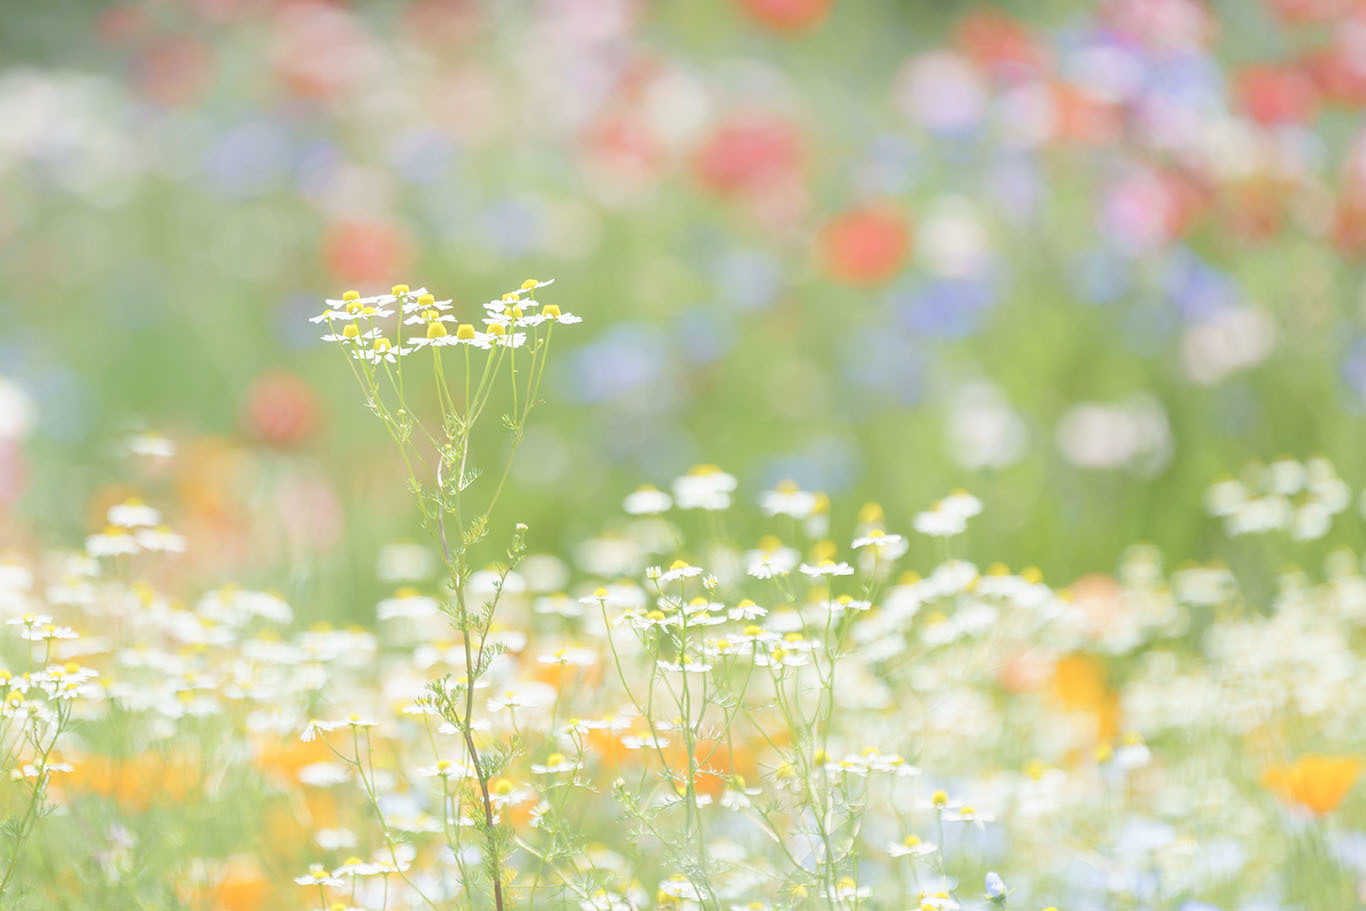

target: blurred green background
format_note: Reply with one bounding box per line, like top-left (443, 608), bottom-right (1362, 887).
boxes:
top-left (4, 0), bottom-right (1366, 622)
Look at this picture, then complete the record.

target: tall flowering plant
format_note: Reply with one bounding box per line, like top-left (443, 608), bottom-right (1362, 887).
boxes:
top-left (309, 279), bottom-right (579, 911)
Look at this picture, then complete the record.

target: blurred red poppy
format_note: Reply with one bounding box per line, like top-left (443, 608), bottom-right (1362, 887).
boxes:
top-left (95, 4), bottom-right (149, 44)
top-left (134, 35), bottom-right (215, 107)
top-left (242, 371), bottom-right (321, 447)
top-left (736, 0), bottom-right (832, 33)
top-left (1236, 65), bottom-right (1320, 125)
top-left (693, 115), bottom-right (803, 196)
top-left (1268, 0), bottom-right (1350, 23)
top-left (1302, 40), bottom-right (1366, 108)
top-left (820, 207), bottom-right (911, 285)
top-left (401, 0), bottom-right (482, 49)
top-left (954, 8), bottom-right (1046, 80)
top-left (322, 220), bottom-right (415, 284)
top-left (585, 116), bottom-right (664, 185)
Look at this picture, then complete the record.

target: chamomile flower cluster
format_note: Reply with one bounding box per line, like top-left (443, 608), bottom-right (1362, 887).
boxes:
top-left (312, 280), bottom-right (574, 363)
top-left (1205, 456), bottom-right (1352, 540)
top-left (6, 361), bottom-right (1366, 911)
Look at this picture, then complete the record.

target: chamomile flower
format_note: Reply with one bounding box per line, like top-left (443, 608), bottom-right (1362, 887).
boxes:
top-left (672, 465), bottom-right (737, 511)
top-left (536, 592), bottom-right (586, 617)
top-left (126, 431), bottom-right (175, 459)
top-left (888, 835), bottom-right (938, 858)
top-left (467, 325), bottom-right (527, 349)
top-left (401, 293), bottom-right (454, 319)
top-left (300, 718), bottom-right (345, 742)
top-left (417, 759), bottom-right (474, 780)
top-left (914, 506), bottom-right (965, 537)
top-left (940, 803), bottom-right (994, 825)
top-left (376, 588), bottom-right (441, 621)
top-left (799, 559), bottom-right (855, 578)
top-left (332, 857), bottom-right (382, 877)
top-left (529, 304), bottom-right (581, 325)
top-left (502, 278), bottom-right (555, 297)
top-left (827, 877), bottom-right (870, 902)
top-left (620, 733), bottom-right (669, 751)
top-left (753, 645), bottom-right (809, 668)
top-left (294, 864), bottom-right (344, 887)
top-left (728, 598), bottom-right (767, 620)
top-left (629, 609), bottom-right (681, 632)
top-left (538, 646), bottom-right (597, 667)
top-left (658, 655), bottom-right (713, 674)
top-left (916, 893), bottom-right (961, 911)
top-left (656, 560), bottom-right (704, 585)
top-left (530, 752), bottom-right (582, 775)
top-left (746, 539), bottom-right (799, 579)
top-left (486, 683), bottom-right (556, 712)
top-left (22, 624), bottom-right (78, 642)
top-left (107, 499), bottom-right (159, 528)
top-left (760, 480), bottom-right (820, 519)
top-left (134, 526), bottom-right (187, 553)
top-left (623, 484), bottom-right (673, 515)
top-left (356, 337), bottom-right (409, 363)
top-left (818, 594), bottom-right (872, 615)
top-left (16, 760), bottom-right (74, 777)
top-left (852, 528), bottom-right (906, 550)
top-left (320, 324), bottom-right (381, 344)
top-left (86, 526), bottom-right (140, 557)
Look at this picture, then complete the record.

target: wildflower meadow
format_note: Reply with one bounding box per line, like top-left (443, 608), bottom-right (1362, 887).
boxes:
top-left (4, 1), bottom-right (1366, 910)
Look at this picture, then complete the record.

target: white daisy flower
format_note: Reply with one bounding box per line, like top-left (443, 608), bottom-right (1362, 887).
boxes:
top-left (623, 484), bottom-right (672, 515)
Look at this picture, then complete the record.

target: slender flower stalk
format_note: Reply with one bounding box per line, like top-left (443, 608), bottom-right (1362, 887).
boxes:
top-left (311, 279), bottom-right (576, 911)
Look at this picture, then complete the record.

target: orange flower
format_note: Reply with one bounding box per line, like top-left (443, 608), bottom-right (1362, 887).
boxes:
top-left (820, 207), bottom-right (911, 286)
top-left (690, 738), bottom-right (757, 800)
top-left (61, 751), bottom-right (199, 813)
top-left (1050, 653), bottom-right (1120, 743)
top-left (1263, 754), bottom-right (1361, 815)
top-left (207, 856), bottom-right (272, 911)
top-left (737, 0), bottom-right (832, 33)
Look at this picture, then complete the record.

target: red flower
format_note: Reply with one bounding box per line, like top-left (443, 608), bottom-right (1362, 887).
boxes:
top-left (322, 220), bottom-right (415, 285)
top-left (96, 4), bottom-right (149, 45)
top-left (1267, 0), bottom-right (1350, 24)
top-left (133, 35), bottom-right (215, 107)
top-left (736, 0), bottom-right (832, 33)
top-left (1302, 40), bottom-right (1366, 108)
top-left (820, 207), bottom-right (911, 286)
top-left (693, 115), bottom-right (803, 196)
top-left (584, 116), bottom-right (664, 185)
top-left (242, 371), bottom-right (321, 448)
top-left (1236, 65), bottom-right (1320, 126)
top-left (954, 8), bottom-right (1046, 80)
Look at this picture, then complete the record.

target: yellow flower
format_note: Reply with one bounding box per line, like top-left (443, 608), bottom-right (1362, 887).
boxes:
top-left (1263, 754), bottom-right (1361, 814)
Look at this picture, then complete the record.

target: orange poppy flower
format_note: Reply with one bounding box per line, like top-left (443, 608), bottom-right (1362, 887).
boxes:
top-left (820, 207), bottom-right (911, 286)
top-left (1263, 755), bottom-right (1361, 815)
top-left (1051, 653), bottom-right (1120, 743)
